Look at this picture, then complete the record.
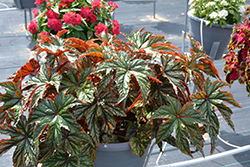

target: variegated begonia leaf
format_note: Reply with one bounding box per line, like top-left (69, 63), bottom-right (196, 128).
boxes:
top-left (28, 92), bottom-right (82, 154)
top-left (73, 92), bottom-right (125, 144)
top-left (95, 51), bottom-right (153, 105)
top-left (0, 115), bottom-right (37, 167)
top-left (153, 96), bottom-right (209, 157)
top-left (60, 67), bottom-right (95, 102)
top-left (191, 77), bottom-right (242, 154)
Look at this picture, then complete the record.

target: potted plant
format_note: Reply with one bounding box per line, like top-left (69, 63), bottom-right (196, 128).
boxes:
top-left (223, 6), bottom-right (250, 95)
top-left (28, 0), bottom-right (120, 41)
top-left (0, 27), bottom-right (242, 167)
top-left (188, 0), bottom-right (245, 60)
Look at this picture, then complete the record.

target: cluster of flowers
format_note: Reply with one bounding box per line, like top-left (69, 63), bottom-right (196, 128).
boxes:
top-left (189, 0), bottom-right (245, 27)
top-left (28, 0), bottom-right (120, 41)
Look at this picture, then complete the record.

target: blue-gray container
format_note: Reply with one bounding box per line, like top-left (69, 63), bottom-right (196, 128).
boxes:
top-left (188, 12), bottom-right (234, 60)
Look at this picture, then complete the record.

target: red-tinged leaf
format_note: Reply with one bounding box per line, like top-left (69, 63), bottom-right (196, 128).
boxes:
top-left (8, 58), bottom-right (40, 83)
top-left (147, 75), bottom-right (162, 84)
top-left (39, 34), bottom-right (54, 44)
top-left (161, 55), bottom-right (186, 92)
top-left (95, 51), bottom-right (153, 105)
top-left (65, 37), bottom-right (88, 52)
top-left (153, 96), bottom-right (209, 157)
top-left (151, 43), bottom-right (181, 51)
top-left (0, 81), bottom-right (22, 123)
top-left (41, 150), bottom-right (93, 167)
top-left (191, 78), bottom-right (242, 153)
top-left (226, 68), bottom-right (239, 83)
top-left (150, 75), bottom-right (179, 105)
top-left (82, 51), bottom-right (105, 64)
top-left (0, 115), bottom-right (37, 166)
top-left (86, 40), bottom-right (102, 52)
top-left (199, 58), bottom-right (221, 80)
top-left (73, 92), bottom-right (125, 144)
top-left (125, 94), bottom-right (142, 113)
top-left (188, 35), bottom-right (204, 53)
top-left (56, 29), bottom-right (69, 37)
top-left (28, 92), bottom-right (82, 153)
top-left (129, 133), bottom-right (150, 157)
top-left (24, 67), bottom-right (60, 108)
top-left (60, 67), bottom-right (95, 103)
top-left (59, 129), bottom-right (94, 156)
top-left (87, 73), bottom-right (101, 87)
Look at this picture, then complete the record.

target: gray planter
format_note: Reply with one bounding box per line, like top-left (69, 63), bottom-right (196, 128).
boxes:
top-left (13, 0), bottom-right (36, 9)
top-left (188, 12), bottom-right (234, 60)
top-left (94, 142), bottom-right (151, 167)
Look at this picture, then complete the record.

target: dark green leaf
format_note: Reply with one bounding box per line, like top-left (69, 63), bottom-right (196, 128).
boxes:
top-left (25, 67), bottom-right (60, 108)
top-left (41, 150), bottom-right (93, 167)
top-left (73, 92), bottom-right (125, 144)
top-left (0, 115), bottom-right (36, 167)
top-left (0, 81), bottom-right (22, 123)
top-left (191, 78), bottom-right (242, 153)
top-left (161, 55), bottom-right (185, 92)
top-left (29, 92), bottom-right (82, 153)
top-left (153, 96), bottom-right (209, 157)
top-left (60, 129), bottom-right (94, 156)
top-left (129, 133), bottom-right (150, 157)
top-left (95, 51), bottom-right (153, 105)
top-left (60, 67), bottom-right (95, 102)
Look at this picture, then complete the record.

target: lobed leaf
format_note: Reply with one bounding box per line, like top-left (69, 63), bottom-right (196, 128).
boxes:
top-left (73, 92), bottom-right (125, 144)
top-left (191, 78), bottom-right (242, 153)
top-left (0, 115), bottom-right (36, 167)
top-left (29, 92), bottom-right (82, 153)
top-left (153, 96), bottom-right (209, 157)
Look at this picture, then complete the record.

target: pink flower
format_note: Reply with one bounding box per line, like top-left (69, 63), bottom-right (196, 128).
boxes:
top-left (59, 3), bottom-right (69, 9)
top-left (28, 20), bottom-right (38, 34)
top-left (94, 23), bottom-right (108, 34)
top-left (47, 19), bottom-right (63, 31)
top-left (107, 1), bottom-right (119, 9)
top-left (35, 0), bottom-right (44, 6)
top-left (63, 12), bottom-right (82, 25)
top-left (39, 31), bottom-right (50, 36)
top-left (47, 3), bottom-right (54, 8)
top-left (47, 9), bottom-right (59, 19)
top-left (112, 20), bottom-right (120, 35)
top-left (91, 0), bottom-right (101, 10)
top-left (32, 8), bottom-right (39, 18)
top-left (80, 6), bottom-right (97, 23)
top-left (61, 0), bottom-right (75, 3)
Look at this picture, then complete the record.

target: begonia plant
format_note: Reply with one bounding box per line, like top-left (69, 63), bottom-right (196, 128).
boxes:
top-left (28, 0), bottom-right (120, 41)
top-left (0, 28), bottom-right (241, 166)
top-left (188, 0), bottom-right (245, 27)
top-left (224, 6), bottom-right (250, 95)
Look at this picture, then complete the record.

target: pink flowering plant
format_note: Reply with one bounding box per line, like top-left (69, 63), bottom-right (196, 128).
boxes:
top-left (224, 6), bottom-right (250, 95)
top-left (28, 0), bottom-right (120, 41)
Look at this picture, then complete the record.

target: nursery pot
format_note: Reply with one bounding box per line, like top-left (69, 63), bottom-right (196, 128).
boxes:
top-left (188, 11), bottom-right (234, 60)
top-left (94, 141), bottom-right (151, 167)
top-left (13, 0), bottom-right (36, 9)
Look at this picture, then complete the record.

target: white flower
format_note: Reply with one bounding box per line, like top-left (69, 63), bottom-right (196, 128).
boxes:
top-left (221, 0), bottom-right (228, 6)
top-left (190, 9), bottom-right (195, 15)
top-left (205, 2), bottom-right (216, 8)
top-left (239, 5), bottom-right (246, 14)
top-left (218, 9), bottom-right (228, 19)
top-left (209, 12), bottom-right (218, 19)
